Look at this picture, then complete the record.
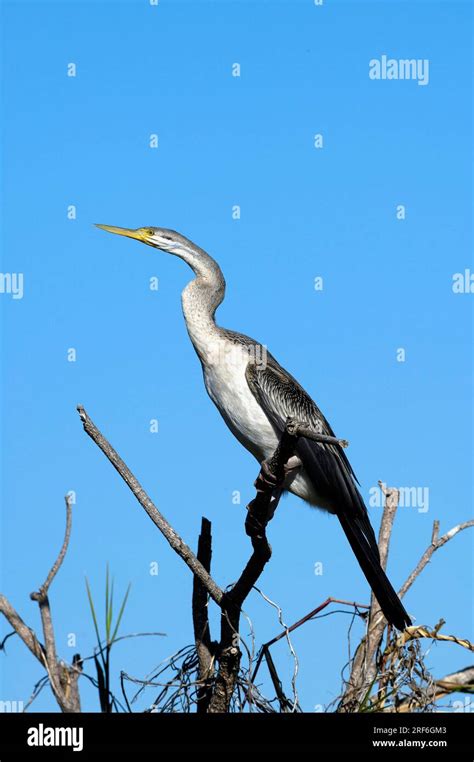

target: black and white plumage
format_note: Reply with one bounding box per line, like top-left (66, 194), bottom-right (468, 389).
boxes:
top-left (96, 224), bottom-right (411, 630)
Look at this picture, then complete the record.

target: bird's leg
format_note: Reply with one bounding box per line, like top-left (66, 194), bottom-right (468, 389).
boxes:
top-left (245, 451), bottom-right (301, 539)
top-left (283, 454), bottom-right (302, 473)
top-left (246, 412), bottom-right (348, 541)
top-left (247, 420), bottom-right (331, 540)
top-left (279, 454), bottom-right (303, 492)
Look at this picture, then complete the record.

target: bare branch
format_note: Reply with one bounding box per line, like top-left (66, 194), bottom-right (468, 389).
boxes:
top-left (1, 495), bottom-right (81, 712)
top-left (339, 488), bottom-right (473, 713)
top-left (0, 630), bottom-right (17, 652)
top-left (377, 482), bottom-right (399, 572)
top-left (387, 665), bottom-right (474, 712)
top-left (265, 597), bottom-right (369, 650)
top-left (78, 405), bottom-right (304, 712)
top-left (399, 519), bottom-right (474, 599)
top-left (192, 518), bottom-right (215, 713)
top-left (77, 405), bottom-right (224, 606)
top-left (29, 495), bottom-right (74, 698)
top-left (208, 421), bottom-right (307, 712)
top-left (285, 417), bottom-right (348, 448)
top-left (31, 495), bottom-right (73, 602)
top-left (433, 665), bottom-right (474, 700)
top-left (0, 595), bottom-right (46, 666)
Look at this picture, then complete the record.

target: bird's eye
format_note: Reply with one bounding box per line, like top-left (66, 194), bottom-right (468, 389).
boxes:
top-left (148, 229), bottom-right (155, 236)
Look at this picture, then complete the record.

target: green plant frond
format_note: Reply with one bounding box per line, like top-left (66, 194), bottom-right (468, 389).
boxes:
top-left (105, 564), bottom-right (110, 641)
top-left (85, 577), bottom-right (101, 648)
top-left (110, 583), bottom-right (131, 644)
top-left (106, 578), bottom-right (115, 644)
top-left (359, 675), bottom-right (379, 712)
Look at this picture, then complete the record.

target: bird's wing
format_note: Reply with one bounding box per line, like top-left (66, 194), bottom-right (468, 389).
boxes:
top-left (245, 358), bottom-right (411, 630)
top-left (245, 358), bottom-right (369, 526)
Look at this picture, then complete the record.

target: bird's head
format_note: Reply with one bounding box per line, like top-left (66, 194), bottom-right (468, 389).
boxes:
top-left (95, 224), bottom-right (185, 253)
top-left (95, 222), bottom-right (224, 287)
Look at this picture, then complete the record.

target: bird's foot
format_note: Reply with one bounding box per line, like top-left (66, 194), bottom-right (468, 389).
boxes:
top-left (254, 459), bottom-right (280, 491)
top-left (283, 455), bottom-right (302, 474)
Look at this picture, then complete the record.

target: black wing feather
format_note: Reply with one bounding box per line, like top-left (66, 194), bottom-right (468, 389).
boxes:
top-left (245, 357), bottom-right (411, 630)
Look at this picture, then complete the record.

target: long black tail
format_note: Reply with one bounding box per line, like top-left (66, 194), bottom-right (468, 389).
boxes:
top-left (337, 510), bottom-right (411, 630)
top-left (293, 432), bottom-right (411, 630)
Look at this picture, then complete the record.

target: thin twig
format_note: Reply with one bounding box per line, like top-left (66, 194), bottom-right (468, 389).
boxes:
top-left (29, 495), bottom-right (74, 699)
top-left (0, 595), bottom-right (46, 665)
top-left (391, 625), bottom-right (474, 654)
top-left (399, 519), bottom-right (474, 599)
top-left (0, 495), bottom-right (81, 712)
top-left (286, 417), bottom-right (348, 448)
top-left (386, 665), bottom-right (474, 712)
top-left (265, 597), bottom-right (369, 649)
top-left (31, 495), bottom-right (73, 602)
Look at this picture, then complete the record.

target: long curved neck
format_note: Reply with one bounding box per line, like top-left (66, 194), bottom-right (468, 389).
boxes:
top-left (173, 241), bottom-right (226, 364)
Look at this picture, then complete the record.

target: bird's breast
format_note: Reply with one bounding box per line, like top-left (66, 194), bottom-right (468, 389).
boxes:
top-left (202, 340), bottom-right (278, 462)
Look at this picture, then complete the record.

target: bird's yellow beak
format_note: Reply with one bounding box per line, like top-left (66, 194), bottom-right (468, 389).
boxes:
top-left (95, 224), bottom-right (149, 242)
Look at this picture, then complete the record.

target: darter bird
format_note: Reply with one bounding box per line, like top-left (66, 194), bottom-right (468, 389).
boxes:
top-left (96, 224), bottom-right (411, 630)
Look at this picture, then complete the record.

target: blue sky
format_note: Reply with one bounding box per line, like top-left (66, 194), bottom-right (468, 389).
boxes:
top-left (1, 0), bottom-right (472, 713)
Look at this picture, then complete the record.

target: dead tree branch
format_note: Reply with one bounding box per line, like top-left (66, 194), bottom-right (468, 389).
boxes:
top-left (339, 483), bottom-right (474, 713)
top-left (30, 495), bottom-right (74, 703)
top-left (390, 625), bottom-right (474, 654)
top-left (0, 495), bottom-right (82, 712)
top-left (206, 423), bottom-right (304, 712)
top-left (386, 665), bottom-right (474, 712)
top-left (31, 495), bottom-right (73, 600)
top-left (0, 595), bottom-right (46, 665)
top-left (192, 518), bottom-right (215, 713)
top-left (430, 666), bottom-right (474, 703)
top-left (77, 405), bottom-right (224, 607)
top-left (399, 519), bottom-right (474, 599)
